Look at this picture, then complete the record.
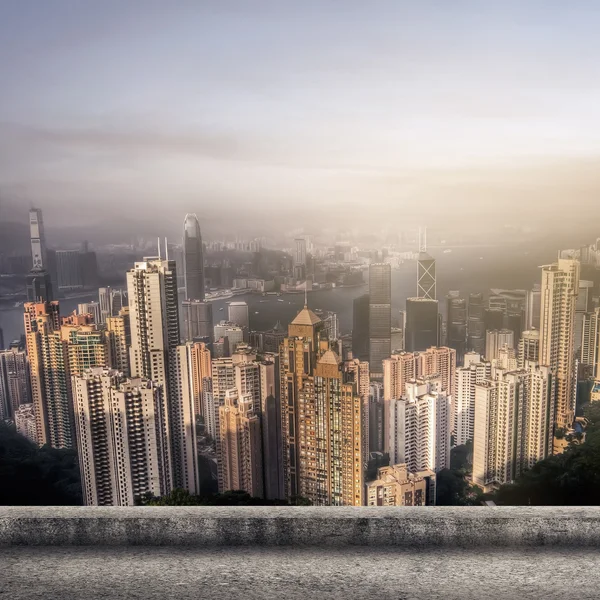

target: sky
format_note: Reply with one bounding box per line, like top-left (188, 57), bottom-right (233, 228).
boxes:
top-left (1, 1), bottom-right (600, 235)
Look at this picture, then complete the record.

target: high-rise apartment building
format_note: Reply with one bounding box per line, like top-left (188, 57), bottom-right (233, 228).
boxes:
top-left (455, 353), bottom-right (492, 447)
top-left (186, 341), bottom-right (211, 418)
top-left (539, 258), bottom-right (580, 428)
top-left (387, 378), bottom-right (450, 473)
top-left (183, 214), bottom-right (205, 301)
top-left (485, 329), bottom-right (515, 361)
top-left (369, 382), bottom-right (384, 453)
top-left (280, 305), bottom-right (363, 505)
top-left (14, 403), bottom-right (37, 443)
top-left (0, 348), bottom-right (31, 419)
top-left (214, 321), bottom-right (244, 353)
top-left (473, 365), bottom-right (554, 491)
top-left (518, 330), bottom-right (540, 369)
top-left (77, 301), bottom-right (101, 324)
top-left (127, 257), bottom-right (198, 493)
top-left (73, 368), bottom-right (170, 506)
top-left (366, 464), bottom-right (436, 506)
top-left (106, 309), bottom-right (131, 376)
top-left (218, 389), bottom-right (264, 498)
top-left (344, 358), bottom-right (370, 471)
top-left (368, 263), bottom-right (391, 377)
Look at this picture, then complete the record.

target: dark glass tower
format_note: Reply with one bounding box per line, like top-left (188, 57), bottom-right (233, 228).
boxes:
top-left (446, 294), bottom-right (467, 362)
top-left (405, 297), bottom-right (438, 352)
top-left (183, 213), bottom-right (205, 301)
top-left (368, 263), bottom-right (391, 378)
top-left (352, 293), bottom-right (370, 361)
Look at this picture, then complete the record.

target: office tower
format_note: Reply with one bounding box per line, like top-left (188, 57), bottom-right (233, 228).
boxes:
top-left (417, 230), bottom-right (436, 300)
top-left (485, 329), bottom-right (515, 361)
top-left (293, 238), bottom-right (307, 280)
top-left (505, 312), bottom-right (523, 343)
top-left (539, 258), bottom-right (580, 428)
top-left (0, 327), bottom-right (3, 350)
top-left (261, 321), bottom-right (286, 354)
top-left (56, 250), bottom-right (84, 290)
top-left (388, 378), bottom-right (450, 473)
top-left (77, 301), bottom-right (101, 324)
top-left (183, 213), bottom-right (205, 301)
top-left (0, 348), bottom-right (31, 419)
top-left (467, 293), bottom-right (485, 354)
top-left (98, 287), bottom-right (112, 323)
top-left (187, 341), bottom-right (211, 417)
top-left (472, 365), bottom-right (554, 490)
top-left (369, 382), bottom-right (384, 453)
top-left (391, 325), bottom-right (404, 353)
top-left (79, 241), bottom-right (99, 290)
top-left (446, 293), bottom-right (467, 362)
top-left (228, 301), bottom-right (249, 329)
top-left (14, 403), bottom-right (37, 443)
top-left (455, 355), bottom-right (492, 447)
top-left (127, 257), bottom-right (198, 493)
top-left (106, 309), bottom-right (131, 376)
top-left (73, 368), bottom-right (170, 506)
top-left (61, 322), bottom-right (108, 377)
top-left (259, 356), bottom-right (284, 500)
top-left (366, 464), bottom-right (436, 506)
top-left (484, 308), bottom-right (504, 332)
top-left (352, 293), bottom-right (370, 361)
top-left (214, 321), bottom-right (244, 352)
top-left (182, 299), bottom-right (213, 342)
top-left (368, 263), bottom-right (391, 377)
top-left (518, 330), bottom-right (541, 369)
top-left (218, 389), bottom-right (264, 497)
top-left (405, 298), bottom-right (438, 352)
top-left (27, 208), bottom-right (54, 302)
top-left (281, 305), bottom-right (363, 505)
top-left (345, 358), bottom-right (370, 471)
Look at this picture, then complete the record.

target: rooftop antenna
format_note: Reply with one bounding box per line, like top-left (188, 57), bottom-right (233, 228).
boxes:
top-left (157, 237), bottom-right (161, 260)
top-left (164, 237), bottom-right (169, 261)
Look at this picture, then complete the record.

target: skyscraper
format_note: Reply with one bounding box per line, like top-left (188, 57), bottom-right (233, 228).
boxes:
top-left (280, 305), bottom-right (363, 505)
top-left (27, 208), bottom-right (54, 303)
top-left (127, 257), bottom-right (198, 493)
top-left (405, 298), bottom-right (438, 352)
top-left (539, 258), bottom-right (580, 429)
top-left (106, 308), bottom-right (131, 376)
top-left (183, 213), bottom-right (205, 301)
top-left (368, 263), bottom-right (391, 378)
top-left (228, 301), bottom-right (250, 329)
top-left (73, 368), bottom-right (170, 506)
top-left (467, 293), bottom-right (485, 354)
top-left (518, 329), bottom-right (541, 369)
top-left (446, 293), bottom-right (467, 362)
top-left (181, 299), bottom-right (213, 342)
top-left (218, 389), bottom-right (264, 498)
top-left (352, 293), bottom-right (370, 361)
top-left (0, 348), bottom-right (31, 419)
top-left (485, 329), bottom-right (515, 361)
top-left (77, 301), bottom-right (102, 324)
top-left (417, 252), bottom-right (436, 300)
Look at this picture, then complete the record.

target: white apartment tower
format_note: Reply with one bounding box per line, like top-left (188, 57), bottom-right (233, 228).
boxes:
top-left (539, 258), bottom-right (579, 428)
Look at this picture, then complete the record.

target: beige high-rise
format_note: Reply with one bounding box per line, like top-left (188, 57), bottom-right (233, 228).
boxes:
top-left (281, 305), bottom-right (363, 506)
top-left (366, 463), bottom-right (436, 506)
top-left (73, 368), bottom-right (170, 506)
top-left (539, 259), bottom-right (579, 428)
top-left (217, 389), bottom-right (263, 497)
top-left (106, 308), bottom-right (131, 376)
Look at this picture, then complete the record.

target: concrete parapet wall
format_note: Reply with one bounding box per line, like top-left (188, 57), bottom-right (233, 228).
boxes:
top-left (1, 506), bottom-right (598, 547)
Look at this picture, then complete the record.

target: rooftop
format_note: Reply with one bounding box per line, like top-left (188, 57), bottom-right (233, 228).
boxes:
top-left (290, 306), bottom-right (322, 327)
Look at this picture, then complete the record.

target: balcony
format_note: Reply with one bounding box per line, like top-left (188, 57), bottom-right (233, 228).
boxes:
top-left (1, 507), bottom-right (599, 599)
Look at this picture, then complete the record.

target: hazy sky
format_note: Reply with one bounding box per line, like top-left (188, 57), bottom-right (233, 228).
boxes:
top-left (1, 1), bottom-right (599, 233)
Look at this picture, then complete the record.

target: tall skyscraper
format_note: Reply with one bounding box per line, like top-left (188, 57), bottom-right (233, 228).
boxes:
top-left (73, 368), bottom-right (170, 506)
top-left (455, 353), bottom-right (491, 447)
top-left (352, 293), bottom-right (370, 361)
top-left (228, 301), bottom-right (250, 329)
top-left (467, 293), bottom-right (485, 354)
top-left (27, 208), bottom-right (54, 303)
top-left (417, 252), bottom-right (436, 300)
top-left (518, 329), bottom-right (541, 369)
top-left (345, 357), bottom-right (370, 471)
top-left (446, 293), bottom-right (467, 362)
top-left (281, 305), bottom-right (363, 505)
top-left (218, 389), bottom-right (264, 498)
top-left (106, 308), bottom-right (131, 376)
top-left (405, 298), bottom-right (438, 352)
top-left (368, 263), bottom-right (391, 378)
top-left (127, 257), bottom-right (198, 493)
top-left (55, 250), bottom-right (84, 290)
top-left (187, 341), bottom-right (211, 418)
top-left (183, 214), bottom-right (205, 301)
top-left (14, 403), bottom-right (37, 443)
top-left (473, 365), bottom-right (554, 490)
top-left (582, 309), bottom-right (600, 376)
top-left (539, 258), bottom-right (580, 429)
top-left (485, 329), bottom-right (515, 361)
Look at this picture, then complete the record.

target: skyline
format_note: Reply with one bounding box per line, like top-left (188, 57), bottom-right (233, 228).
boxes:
top-left (1, 2), bottom-right (600, 231)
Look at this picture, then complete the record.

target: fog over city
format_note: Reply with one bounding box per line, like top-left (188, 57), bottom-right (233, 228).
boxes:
top-left (1, 1), bottom-right (600, 239)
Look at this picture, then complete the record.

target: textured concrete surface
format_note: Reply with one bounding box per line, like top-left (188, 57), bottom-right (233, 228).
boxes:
top-left (2, 506), bottom-right (600, 547)
top-left (2, 546), bottom-right (599, 599)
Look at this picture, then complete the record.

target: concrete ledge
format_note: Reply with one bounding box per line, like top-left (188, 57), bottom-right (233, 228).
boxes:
top-left (1, 506), bottom-right (599, 547)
